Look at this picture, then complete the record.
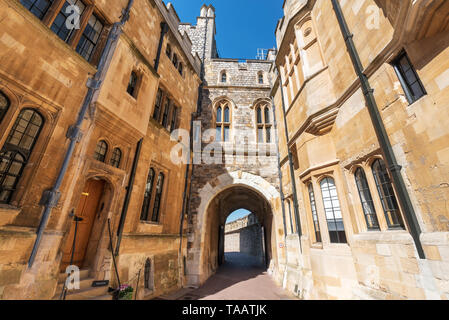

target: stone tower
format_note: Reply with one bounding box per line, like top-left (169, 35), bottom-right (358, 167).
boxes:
top-left (178, 4), bottom-right (218, 62)
top-left (179, 5), bottom-right (284, 287)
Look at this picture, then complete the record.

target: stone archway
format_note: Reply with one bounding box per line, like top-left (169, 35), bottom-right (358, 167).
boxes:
top-left (186, 171), bottom-right (282, 287)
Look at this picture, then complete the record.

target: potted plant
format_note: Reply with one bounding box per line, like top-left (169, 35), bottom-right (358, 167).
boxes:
top-left (116, 284), bottom-right (134, 300)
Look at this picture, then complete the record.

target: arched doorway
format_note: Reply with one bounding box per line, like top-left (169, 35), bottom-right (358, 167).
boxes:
top-left (186, 170), bottom-right (282, 287)
top-left (203, 186), bottom-right (273, 275)
top-left (60, 178), bottom-right (109, 272)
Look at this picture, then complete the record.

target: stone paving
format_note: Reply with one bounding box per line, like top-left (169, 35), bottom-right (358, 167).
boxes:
top-left (163, 252), bottom-right (297, 300)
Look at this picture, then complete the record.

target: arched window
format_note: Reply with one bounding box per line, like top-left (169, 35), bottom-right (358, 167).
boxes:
top-left (151, 173), bottom-right (165, 222)
top-left (264, 107), bottom-right (270, 124)
top-left (258, 72), bottom-right (264, 84)
top-left (215, 102), bottom-right (230, 142)
top-left (144, 258), bottom-right (153, 290)
top-left (94, 140), bottom-right (108, 162)
top-left (0, 109), bottom-right (44, 204)
top-left (257, 107), bottom-right (262, 124)
top-left (221, 71), bottom-right (227, 83)
top-left (165, 44), bottom-right (172, 58)
top-left (256, 104), bottom-right (272, 143)
top-left (140, 168), bottom-right (155, 221)
top-left (224, 107), bottom-right (230, 123)
top-left (355, 168), bottom-right (379, 230)
top-left (127, 71), bottom-right (139, 98)
top-left (307, 183), bottom-right (321, 243)
top-left (320, 177), bottom-right (346, 243)
top-left (110, 148), bottom-right (122, 168)
top-left (0, 91), bottom-right (10, 122)
top-left (216, 107), bottom-right (222, 123)
top-left (372, 159), bottom-right (404, 229)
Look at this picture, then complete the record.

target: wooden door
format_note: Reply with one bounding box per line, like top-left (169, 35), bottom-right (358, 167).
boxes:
top-left (60, 179), bottom-right (105, 272)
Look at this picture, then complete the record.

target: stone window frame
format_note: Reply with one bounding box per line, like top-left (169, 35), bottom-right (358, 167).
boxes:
top-left (0, 87), bottom-right (58, 208)
top-left (93, 139), bottom-right (108, 163)
top-left (165, 43), bottom-right (172, 59)
top-left (151, 87), bottom-right (180, 133)
top-left (213, 99), bottom-right (233, 143)
top-left (318, 175), bottom-right (347, 244)
top-left (126, 70), bottom-right (142, 99)
top-left (346, 155), bottom-right (407, 233)
top-left (139, 163), bottom-right (169, 225)
top-left (109, 147), bottom-right (122, 169)
top-left (257, 71), bottom-right (264, 85)
top-left (391, 50), bottom-right (427, 105)
top-left (284, 196), bottom-right (296, 235)
top-left (255, 102), bottom-right (272, 144)
top-left (19, 0), bottom-right (110, 65)
top-left (0, 108), bottom-right (45, 204)
top-left (219, 70), bottom-right (228, 84)
top-left (305, 181), bottom-right (322, 244)
top-left (300, 164), bottom-right (352, 248)
top-left (0, 90), bottom-right (10, 124)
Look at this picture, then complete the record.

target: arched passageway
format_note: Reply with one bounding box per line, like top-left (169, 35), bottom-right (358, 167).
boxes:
top-left (185, 171), bottom-right (284, 290)
top-left (173, 179), bottom-right (293, 300)
top-left (206, 186), bottom-right (273, 272)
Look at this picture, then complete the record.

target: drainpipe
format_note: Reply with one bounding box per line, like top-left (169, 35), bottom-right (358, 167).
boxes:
top-left (154, 22), bottom-right (169, 72)
top-left (115, 138), bottom-right (143, 256)
top-left (276, 67), bottom-right (302, 252)
top-left (331, 0), bottom-right (425, 259)
top-left (271, 98), bottom-right (288, 238)
top-left (28, 0), bottom-right (135, 268)
top-left (178, 114), bottom-right (194, 282)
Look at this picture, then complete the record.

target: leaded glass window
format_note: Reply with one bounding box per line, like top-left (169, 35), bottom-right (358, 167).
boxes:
top-left (320, 177), bottom-right (346, 243)
top-left (93, 140), bottom-right (108, 162)
top-left (0, 109), bottom-right (44, 203)
top-left (151, 173), bottom-right (165, 222)
top-left (140, 168), bottom-right (155, 221)
top-left (75, 13), bottom-right (104, 62)
top-left (355, 168), bottom-right (379, 230)
top-left (308, 183), bottom-right (321, 243)
top-left (0, 91), bottom-right (9, 122)
top-left (50, 0), bottom-right (86, 43)
top-left (372, 159), bottom-right (404, 229)
top-left (20, 0), bottom-right (54, 20)
top-left (110, 148), bottom-right (122, 168)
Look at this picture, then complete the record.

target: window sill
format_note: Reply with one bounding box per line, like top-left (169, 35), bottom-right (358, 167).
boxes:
top-left (310, 243), bottom-right (323, 250)
top-left (352, 230), bottom-right (412, 244)
top-left (0, 204), bottom-right (21, 227)
top-left (140, 220), bottom-right (161, 226)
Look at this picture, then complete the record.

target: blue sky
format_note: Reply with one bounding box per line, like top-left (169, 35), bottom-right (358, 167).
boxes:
top-left (168, 0), bottom-right (284, 59)
top-left (226, 209), bottom-right (251, 223)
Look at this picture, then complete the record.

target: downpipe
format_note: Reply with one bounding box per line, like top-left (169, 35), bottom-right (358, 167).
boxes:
top-left (28, 0), bottom-right (135, 268)
top-left (331, 0), bottom-right (425, 259)
top-left (275, 66), bottom-right (303, 253)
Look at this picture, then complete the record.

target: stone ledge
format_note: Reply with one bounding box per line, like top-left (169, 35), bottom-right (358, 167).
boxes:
top-left (352, 230), bottom-right (414, 244)
top-left (0, 205), bottom-right (21, 227)
top-left (421, 232), bottom-right (449, 246)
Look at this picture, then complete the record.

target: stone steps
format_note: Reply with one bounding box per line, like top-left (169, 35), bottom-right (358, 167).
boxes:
top-left (53, 269), bottom-right (112, 300)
